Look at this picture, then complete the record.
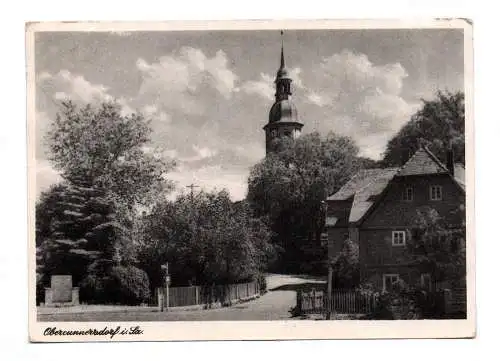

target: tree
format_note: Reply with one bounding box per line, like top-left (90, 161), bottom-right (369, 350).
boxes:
top-left (408, 206), bottom-right (466, 286)
top-left (382, 90), bottom-right (465, 167)
top-left (247, 131), bottom-right (362, 273)
top-left (137, 190), bottom-right (274, 288)
top-left (46, 100), bottom-right (175, 206)
top-left (38, 100), bottom-right (173, 302)
top-left (331, 236), bottom-right (359, 289)
top-left (36, 179), bottom-right (102, 286)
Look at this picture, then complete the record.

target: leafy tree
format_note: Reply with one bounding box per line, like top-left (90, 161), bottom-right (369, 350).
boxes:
top-left (408, 206), bottom-right (466, 287)
top-left (331, 236), bottom-right (360, 289)
top-left (382, 90), bottom-right (465, 166)
top-left (46, 100), bottom-right (175, 206)
top-left (247, 131), bottom-right (362, 273)
top-left (137, 190), bottom-right (274, 288)
top-left (37, 100), bottom-right (173, 302)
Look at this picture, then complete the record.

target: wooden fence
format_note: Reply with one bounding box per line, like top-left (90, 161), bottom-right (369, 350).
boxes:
top-left (328, 290), bottom-right (379, 314)
top-left (156, 281), bottom-right (260, 309)
top-left (296, 289), bottom-right (378, 315)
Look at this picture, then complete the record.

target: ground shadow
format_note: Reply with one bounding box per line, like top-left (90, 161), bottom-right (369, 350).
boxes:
top-left (269, 282), bottom-right (326, 292)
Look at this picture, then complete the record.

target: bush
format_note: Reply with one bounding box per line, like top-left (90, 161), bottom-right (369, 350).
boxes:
top-left (80, 265), bottom-right (151, 305)
top-left (366, 282), bottom-right (446, 320)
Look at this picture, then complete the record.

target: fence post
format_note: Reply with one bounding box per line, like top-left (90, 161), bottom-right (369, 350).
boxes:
top-left (157, 288), bottom-right (164, 312)
top-left (326, 264), bottom-right (333, 320)
top-left (311, 288), bottom-right (316, 311)
top-left (297, 290), bottom-right (302, 315)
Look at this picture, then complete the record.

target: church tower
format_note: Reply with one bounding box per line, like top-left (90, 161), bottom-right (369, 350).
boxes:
top-left (263, 32), bottom-right (304, 154)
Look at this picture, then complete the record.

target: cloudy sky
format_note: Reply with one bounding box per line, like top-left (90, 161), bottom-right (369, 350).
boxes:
top-left (35, 29), bottom-right (464, 201)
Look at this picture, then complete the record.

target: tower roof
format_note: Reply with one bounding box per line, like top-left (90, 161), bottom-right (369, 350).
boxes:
top-left (269, 99), bottom-right (300, 124)
top-left (276, 31), bottom-right (290, 80)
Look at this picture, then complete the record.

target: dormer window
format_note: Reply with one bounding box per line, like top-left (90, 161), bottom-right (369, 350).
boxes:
top-left (430, 185), bottom-right (443, 201)
top-left (402, 186), bottom-right (413, 201)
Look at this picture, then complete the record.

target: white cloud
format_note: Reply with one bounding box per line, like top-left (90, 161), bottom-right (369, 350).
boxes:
top-left (39, 70), bottom-right (112, 104)
top-left (37, 70), bottom-right (135, 116)
top-left (136, 47), bottom-right (239, 115)
top-left (241, 73), bottom-right (274, 101)
top-left (167, 164), bottom-right (248, 202)
top-left (306, 92), bottom-right (330, 107)
top-left (303, 49), bottom-right (417, 143)
top-left (289, 67), bottom-right (304, 89)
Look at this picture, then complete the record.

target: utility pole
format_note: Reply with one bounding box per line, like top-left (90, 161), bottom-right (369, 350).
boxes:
top-left (161, 262), bottom-right (170, 312)
top-left (186, 183), bottom-right (199, 284)
top-left (186, 183), bottom-right (200, 205)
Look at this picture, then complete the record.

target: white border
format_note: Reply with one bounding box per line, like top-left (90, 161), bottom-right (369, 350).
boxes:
top-left (26, 18), bottom-right (475, 342)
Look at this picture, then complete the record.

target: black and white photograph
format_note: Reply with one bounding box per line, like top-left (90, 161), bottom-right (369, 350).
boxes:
top-left (27, 19), bottom-right (474, 341)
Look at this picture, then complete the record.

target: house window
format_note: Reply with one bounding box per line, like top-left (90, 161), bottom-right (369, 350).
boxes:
top-left (383, 274), bottom-right (400, 292)
top-left (421, 273), bottom-right (432, 291)
top-left (271, 129), bottom-right (278, 137)
top-left (430, 185), bottom-right (443, 201)
top-left (284, 130), bottom-right (291, 137)
top-left (392, 230), bottom-right (406, 246)
top-left (402, 186), bottom-right (413, 201)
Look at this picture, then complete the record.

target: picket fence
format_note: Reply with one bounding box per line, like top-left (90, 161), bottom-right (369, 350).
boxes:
top-left (297, 289), bottom-right (378, 315)
top-left (156, 281), bottom-right (260, 308)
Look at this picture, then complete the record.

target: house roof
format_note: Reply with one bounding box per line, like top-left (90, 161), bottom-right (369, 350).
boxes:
top-left (326, 146), bottom-right (466, 226)
top-left (326, 168), bottom-right (399, 223)
top-left (347, 168), bottom-right (400, 223)
top-left (396, 146), bottom-right (449, 177)
top-left (327, 168), bottom-right (398, 201)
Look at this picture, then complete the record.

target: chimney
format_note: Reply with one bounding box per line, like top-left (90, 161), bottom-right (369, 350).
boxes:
top-left (446, 144), bottom-right (455, 176)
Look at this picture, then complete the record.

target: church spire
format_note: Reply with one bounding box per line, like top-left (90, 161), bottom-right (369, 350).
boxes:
top-left (264, 30), bottom-right (304, 155)
top-left (275, 30), bottom-right (292, 101)
top-left (280, 30), bottom-right (285, 69)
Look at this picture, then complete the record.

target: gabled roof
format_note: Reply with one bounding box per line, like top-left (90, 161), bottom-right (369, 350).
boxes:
top-left (396, 146), bottom-right (448, 177)
top-left (326, 146), bottom-right (466, 227)
top-left (327, 169), bottom-right (398, 201)
top-left (327, 168), bottom-right (399, 223)
top-left (348, 168), bottom-right (400, 223)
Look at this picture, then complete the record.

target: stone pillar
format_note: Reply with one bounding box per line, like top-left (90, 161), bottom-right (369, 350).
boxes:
top-left (71, 287), bottom-right (80, 305)
top-left (44, 288), bottom-right (53, 306)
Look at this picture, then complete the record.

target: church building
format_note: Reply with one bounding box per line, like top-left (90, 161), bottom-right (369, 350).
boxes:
top-left (263, 35), bottom-right (304, 154)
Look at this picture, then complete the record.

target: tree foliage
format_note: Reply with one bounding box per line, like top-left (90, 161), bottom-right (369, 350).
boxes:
top-left (46, 101), bottom-right (175, 206)
top-left (137, 190), bottom-right (274, 288)
top-left (331, 236), bottom-right (360, 289)
top-left (408, 206), bottom-right (466, 286)
top-left (247, 131), bottom-right (362, 273)
top-left (37, 100), bottom-right (173, 302)
top-left (382, 90), bottom-right (465, 167)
